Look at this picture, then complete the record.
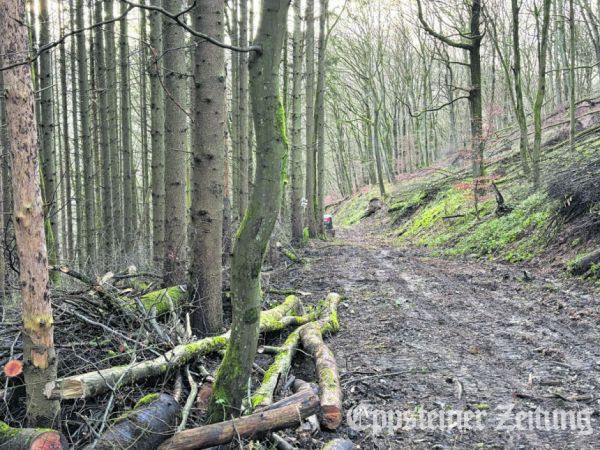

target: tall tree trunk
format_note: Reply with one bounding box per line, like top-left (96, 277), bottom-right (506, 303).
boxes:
top-left (149, 0), bottom-right (165, 268)
top-left (532, 0), bottom-right (552, 188)
top-left (105, 0), bottom-right (123, 253)
top-left (511, 0), bottom-right (531, 175)
top-left (69, 0), bottom-right (84, 263)
top-left (468, 0), bottom-right (484, 178)
top-left (208, 0), bottom-right (290, 421)
top-left (305, 0), bottom-right (318, 237)
top-left (568, 0), bottom-right (577, 149)
top-left (0, 0), bottom-right (61, 426)
top-left (373, 107), bottom-right (386, 195)
top-left (120, 2), bottom-right (135, 252)
top-left (38, 0), bottom-right (59, 275)
top-left (290, 0), bottom-right (304, 243)
top-left (230, 0), bottom-right (241, 221)
top-left (77, 0), bottom-right (96, 266)
top-left (163, 0), bottom-right (189, 285)
top-left (139, 3), bottom-right (151, 248)
top-left (94, 0), bottom-right (114, 263)
top-left (238, 0), bottom-right (250, 220)
top-left (314, 0), bottom-right (328, 235)
top-left (58, 8), bottom-right (74, 261)
top-left (0, 72), bottom-right (5, 299)
top-left (189, 0), bottom-right (225, 336)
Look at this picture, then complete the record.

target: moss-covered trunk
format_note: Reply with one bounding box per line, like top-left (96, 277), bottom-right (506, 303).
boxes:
top-left (208, 0), bottom-right (291, 421)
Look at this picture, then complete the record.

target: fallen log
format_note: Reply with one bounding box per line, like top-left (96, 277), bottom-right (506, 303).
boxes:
top-left (300, 293), bottom-right (343, 430)
top-left (156, 383), bottom-right (319, 450)
top-left (53, 266), bottom-right (187, 315)
top-left (252, 293), bottom-right (341, 409)
top-left (322, 438), bottom-right (355, 450)
top-left (45, 296), bottom-right (306, 400)
top-left (0, 421), bottom-right (68, 450)
top-left (252, 328), bottom-right (302, 408)
top-left (84, 393), bottom-right (180, 450)
top-left (569, 248), bottom-right (600, 275)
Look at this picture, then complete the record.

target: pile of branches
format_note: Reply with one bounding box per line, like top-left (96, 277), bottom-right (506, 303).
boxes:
top-left (547, 154), bottom-right (600, 239)
top-left (1, 266), bottom-right (351, 450)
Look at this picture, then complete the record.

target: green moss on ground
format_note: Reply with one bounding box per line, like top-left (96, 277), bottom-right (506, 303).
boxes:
top-left (391, 180), bottom-right (553, 263)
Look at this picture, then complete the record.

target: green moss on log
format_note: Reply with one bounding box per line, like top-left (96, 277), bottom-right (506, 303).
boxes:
top-left (137, 286), bottom-right (187, 315)
top-left (134, 393), bottom-right (161, 409)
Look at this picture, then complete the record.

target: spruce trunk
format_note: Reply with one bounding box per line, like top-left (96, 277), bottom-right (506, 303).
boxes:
top-left (0, 0), bottom-right (61, 426)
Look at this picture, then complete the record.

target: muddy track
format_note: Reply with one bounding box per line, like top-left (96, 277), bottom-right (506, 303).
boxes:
top-left (272, 222), bottom-right (600, 449)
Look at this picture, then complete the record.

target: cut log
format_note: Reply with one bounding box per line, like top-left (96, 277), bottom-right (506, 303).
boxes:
top-left (322, 438), bottom-right (355, 450)
top-left (156, 384), bottom-right (319, 450)
top-left (252, 293), bottom-right (341, 410)
top-left (84, 393), bottom-right (180, 450)
top-left (0, 421), bottom-right (68, 450)
top-left (569, 248), bottom-right (600, 275)
top-left (300, 293), bottom-right (343, 430)
top-left (45, 296), bottom-right (305, 400)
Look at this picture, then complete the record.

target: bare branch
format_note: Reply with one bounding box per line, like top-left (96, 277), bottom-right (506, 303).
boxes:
top-left (120, 0), bottom-right (262, 53)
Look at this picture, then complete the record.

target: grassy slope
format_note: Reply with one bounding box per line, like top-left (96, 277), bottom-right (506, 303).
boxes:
top-left (332, 115), bottom-right (600, 280)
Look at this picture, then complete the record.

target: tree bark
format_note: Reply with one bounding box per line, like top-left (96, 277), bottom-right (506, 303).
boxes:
top-left (299, 293), bottom-right (342, 430)
top-left (163, 0), bottom-right (189, 285)
top-left (305, 0), bottom-right (318, 237)
top-left (207, 0), bottom-right (291, 422)
top-left (58, 10), bottom-right (74, 262)
top-left (238, 0), bottom-right (250, 220)
top-left (84, 393), bottom-right (180, 450)
top-left (94, 0), bottom-right (114, 262)
top-left (158, 385), bottom-right (319, 450)
top-left (189, 0), bottom-right (225, 335)
top-left (38, 0), bottom-right (59, 275)
top-left (0, 421), bottom-right (67, 450)
top-left (290, 0), bottom-right (304, 243)
top-left (0, 0), bottom-right (61, 426)
top-left (120, 1), bottom-right (135, 251)
top-left (511, 0), bottom-right (531, 175)
top-left (314, 0), bottom-right (329, 235)
top-left (105, 0), bottom-right (123, 250)
top-left (532, 0), bottom-right (552, 188)
top-left (149, 0), bottom-right (165, 268)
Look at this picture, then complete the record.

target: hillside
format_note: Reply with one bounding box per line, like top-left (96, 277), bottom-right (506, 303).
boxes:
top-left (330, 98), bottom-right (600, 284)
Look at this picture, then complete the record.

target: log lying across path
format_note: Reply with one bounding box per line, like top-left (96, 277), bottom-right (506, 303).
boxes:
top-left (84, 393), bottom-right (180, 450)
top-left (300, 293), bottom-right (343, 430)
top-left (45, 296), bottom-right (309, 400)
top-left (251, 293), bottom-right (342, 410)
top-left (0, 421), bottom-right (68, 450)
top-left (157, 382), bottom-right (319, 450)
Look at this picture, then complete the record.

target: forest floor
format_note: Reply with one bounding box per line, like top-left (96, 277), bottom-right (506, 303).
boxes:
top-left (273, 216), bottom-right (600, 449)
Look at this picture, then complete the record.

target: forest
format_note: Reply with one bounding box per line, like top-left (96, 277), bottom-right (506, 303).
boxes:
top-left (0, 0), bottom-right (599, 448)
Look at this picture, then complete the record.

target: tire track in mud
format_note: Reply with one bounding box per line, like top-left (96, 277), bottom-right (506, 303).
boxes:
top-left (275, 226), bottom-right (600, 449)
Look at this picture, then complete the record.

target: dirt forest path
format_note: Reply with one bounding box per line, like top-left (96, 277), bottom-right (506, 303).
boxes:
top-left (274, 220), bottom-right (600, 449)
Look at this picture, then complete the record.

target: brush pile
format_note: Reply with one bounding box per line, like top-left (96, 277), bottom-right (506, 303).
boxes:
top-left (0, 266), bottom-right (348, 450)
